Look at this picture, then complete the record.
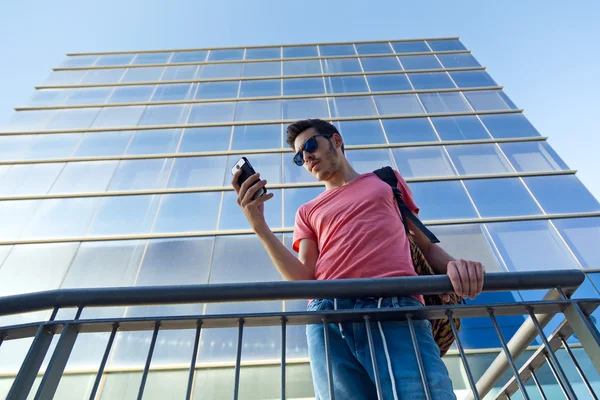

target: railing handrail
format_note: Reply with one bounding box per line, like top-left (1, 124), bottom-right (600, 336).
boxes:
top-left (0, 270), bottom-right (584, 317)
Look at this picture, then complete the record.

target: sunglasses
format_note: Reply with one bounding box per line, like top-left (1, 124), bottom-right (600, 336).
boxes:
top-left (293, 134), bottom-right (333, 166)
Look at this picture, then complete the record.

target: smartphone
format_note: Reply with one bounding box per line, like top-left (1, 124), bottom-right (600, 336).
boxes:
top-left (231, 157), bottom-right (267, 200)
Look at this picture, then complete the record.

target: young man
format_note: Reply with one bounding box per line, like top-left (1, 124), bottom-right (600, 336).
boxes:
top-left (232, 119), bottom-right (485, 400)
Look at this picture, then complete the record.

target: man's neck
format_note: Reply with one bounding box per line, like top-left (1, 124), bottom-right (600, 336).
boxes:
top-left (324, 162), bottom-right (361, 190)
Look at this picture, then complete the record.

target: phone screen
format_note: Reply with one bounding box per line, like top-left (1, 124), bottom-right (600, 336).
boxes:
top-left (231, 157), bottom-right (267, 200)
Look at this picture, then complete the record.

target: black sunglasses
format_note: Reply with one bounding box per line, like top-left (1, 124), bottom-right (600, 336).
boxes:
top-left (293, 134), bottom-right (332, 166)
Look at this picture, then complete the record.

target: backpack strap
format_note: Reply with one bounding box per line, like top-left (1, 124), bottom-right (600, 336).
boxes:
top-left (373, 166), bottom-right (440, 244)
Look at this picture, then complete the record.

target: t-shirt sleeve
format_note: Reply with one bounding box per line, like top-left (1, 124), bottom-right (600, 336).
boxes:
top-left (393, 170), bottom-right (420, 215)
top-left (292, 205), bottom-right (317, 253)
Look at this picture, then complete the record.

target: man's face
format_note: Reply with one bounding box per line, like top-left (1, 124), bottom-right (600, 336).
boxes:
top-left (293, 127), bottom-right (341, 181)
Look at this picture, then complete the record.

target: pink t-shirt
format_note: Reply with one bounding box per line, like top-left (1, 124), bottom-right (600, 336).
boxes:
top-left (293, 170), bottom-right (424, 304)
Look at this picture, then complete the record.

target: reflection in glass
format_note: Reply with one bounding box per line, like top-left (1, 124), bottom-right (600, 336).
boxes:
top-left (366, 74), bottom-right (412, 92)
top-left (242, 61), bottom-right (281, 77)
top-left (338, 120), bottom-right (386, 145)
top-left (87, 195), bottom-right (161, 236)
top-left (28, 89), bottom-right (72, 106)
top-left (153, 193), bottom-right (221, 232)
top-left (195, 81), bottom-right (239, 99)
top-left (49, 161), bottom-right (119, 193)
top-left (465, 178), bottom-right (543, 217)
top-left (235, 100), bottom-right (282, 121)
top-left (61, 55), bottom-right (98, 67)
top-left (355, 43), bottom-right (392, 54)
top-left (446, 144), bottom-right (512, 175)
top-left (283, 159), bottom-right (315, 184)
top-left (283, 77), bottom-right (325, 95)
top-left (427, 39), bottom-right (466, 51)
top-left (392, 41), bottom-right (430, 53)
top-left (437, 53), bottom-right (481, 68)
top-left (75, 131), bottom-right (132, 157)
top-left (392, 146), bottom-right (455, 178)
top-left (374, 94), bottom-right (424, 115)
top-left (24, 133), bottom-right (83, 160)
top-left (319, 44), bottom-right (356, 56)
top-left (170, 51), bottom-right (207, 63)
top-left (431, 115), bottom-right (490, 141)
top-left (450, 71), bottom-right (498, 88)
top-left (188, 102), bottom-right (236, 124)
top-left (47, 108), bottom-right (100, 130)
top-left (108, 85), bottom-right (155, 104)
top-left (198, 63), bottom-right (242, 79)
top-left (231, 124), bottom-right (281, 150)
top-left (0, 163), bottom-right (64, 195)
top-left (360, 57), bottom-right (402, 72)
top-left (0, 135), bottom-right (36, 160)
top-left (479, 114), bottom-right (541, 139)
top-left (178, 127), bottom-right (232, 153)
top-left (383, 118), bottom-right (438, 143)
top-left (283, 98), bottom-right (329, 120)
top-left (325, 76), bottom-right (369, 94)
top-left (463, 90), bottom-right (518, 111)
top-left (284, 187), bottom-right (325, 227)
top-left (321, 58), bottom-right (361, 74)
top-left (43, 70), bottom-right (87, 86)
top-left (408, 72), bottom-right (455, 90)
top-left (283, 46), bottom-right (318, 58)
top-left (95, 54), bottom-right (135, 66)
top-left (346, 148), bottom-right (394, 173)
top-left (138, 104), bottom-right (190, 126)
top-left (81, 69), bottom-right (126, 84)
top-left (329, 96), bottom-right (377, 118)
top-left (409, 181), bottom-right (478, 220)
top-left (161, 65), bottom-right (199, 81)
top-left (120, 67), bottom-right (165, 83)
top-left (524, 175), bottom-right (600, 214)
top-left (151, 83), bottom-right (196, 102)
top-left (207, 49), bottom-right (244, 61)
top-left (4, 110), bottom-right (54, 132)
top-left (499, 141), bottom-right (569, 172)
top-left (419, 92), bottom-right (471, 113)
top-left (0, 200), bottom-right (41, 240)
top-left (398, 55), bottom-right (442, 70)
top-left (239, 79), bottom-right (281, 97)
top-left (218, 190), bottom-right (282, 230)
top-left (283, 60), bottom-right (322, 76)
top-left (125, 128), bottom-right (182, 155)
top-left (132, 53), bottom-right (171, 65)
top-left (108, 158), bottom-right (173, 190)
top-left (553, 217), bottom-right (600, 269)
top-left (168, 156), bottom-right (228, 188)
top-left (245, 47), bottom-right (281, 60)
top-left (91, 106), bottom-right (145, 128)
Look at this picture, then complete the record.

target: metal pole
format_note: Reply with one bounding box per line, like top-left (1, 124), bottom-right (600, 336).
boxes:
top-left (447, 310), bottom-right (480, 400)
top-left (529, 368), bottom-right (548, 400)
top-left (560, 337), bottom-right (598, 400)
top-left (407, 315), bottom-right (432, 400)
top-left (364, 315), bottom-right (383, 400)
top-left (543, 353), bottom-right (575, 399)
top-left (281, 317), bottom-right (287, 400)
top-left (323, 319), bottom-right (336, 400)
top-left (233, 319), bottom-right (244, 400)
top-left (185, 321), bottom-right (202, 400)
top-left (88, 323), bottom-right (119, 400)
top-left (137, 321), bottom-right (160, 400)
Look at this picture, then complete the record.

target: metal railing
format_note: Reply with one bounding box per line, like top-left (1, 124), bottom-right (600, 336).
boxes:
top-left (0, 270), bottom-right (598, 400)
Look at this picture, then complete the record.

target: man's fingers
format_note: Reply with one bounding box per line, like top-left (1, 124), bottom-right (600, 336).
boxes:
top-left (447, 262), bottom-right (463, 298)
top-left (231, 169), bottom-right (243, 193)
top-left (439, 293), bottom-right (450, 302)
top-left (251, 192), bottom-right (274, 206)
top-left (241, 179), bottom-right (268, 206)
top-left (477, 263), bottom-right (485, 296)
top-left (468, 261), bottom-right (478, 299)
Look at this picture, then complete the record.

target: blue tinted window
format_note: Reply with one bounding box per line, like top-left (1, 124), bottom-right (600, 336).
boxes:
top-left (366, 74), bottom-right (412, 92)
top-left (45, 109), bottom-right (97, 130)
top-left (132, 53), bottom-right (171, 65)
top-left (44, 70), bottom-right (86, 86)
top-left (66, 87), bottom-right (113, 105)
top-left (408, 72), bottom-right (455, 90)
top-left (153, 193), bottom-right (220, 233)
top-left (319, 44), bottom-right (356, 56)
top-left (360, 57), bottom-right (402, 72)
top-left (374, 94), bottom-right (424, 115)
top-left (464, 90), bottom-right (518, 111)
top-left (161, 66), bottom-right (199, 81)
top-left (399, 55), bottom-right (442, 70)
top-left (338, 120), bottom-right (386, 145)
top-left (427, 40), bottom-right (467, 51)
top-left (282, 60), bottom-right (322, 76)
top-left (355, 43), bottom-right (392, 55)
top-left (225, 153), bottom-right (282, 185)
top-left (283, 187), bottom-right (324, 227)
top-left (391, 41), bottom-right (430, 53)
top-left (28, 89), bottom-right (72, 106)
top-left (90, 106), bottom-right (143, 128)
top-left (235, 100), bottom-right (282, 121)
top-left (207, 49), bottom-right (244, 61)
top-left (195, 81), bottom-right (239, 99)
top-left (178, 127), bottom-right (231, 153)
top-left (499, 142), bottom-right (569, 172)
top-left (325, 76), bottom-right (369, 93)
top-left (239, 79), bottom-right (281, 97)
top-left (329, 96), bottom-right (377, 118)
top-left (0, 163), bottom-right (64, 196)
top-left (152, 83), bottom-right (195, 102)
top-left (121, 67), bottom-right (165, 83)
top-left (553, 218), bottom-right (600, 269)
top-left (0, 135), bottom-right (36, 161)
top-left (283, 46), bottom-right (318, 58)
top-left (95, 54), bottom-right (135, 66)
top-left (125, 129), bottom-right (182, 155)
top-left (88, 195), bottom-right (160, 236)
top-left (75, 131), bottom-right (133, 157)
top-left (198, 63), bottom-right (242, 79)
top-left (22, 198), bottom-right (101, 239)
top-left (81, 69), bottom-right (126, 84)
top-left (283, 77), bottom-right (325, 95)
top-left (23, 133), bottom-right (83, 160)
top-left (242, 61), bottom-right (281, 77)
top-left (419, 92), bottom-right (471, 113)
top-left (450, 71), bottom-right (497, 88)
top-left (346, 148), bottom-right (395, 173)
top-left (61, 55), bottom-right (98, 67)
top-left (446, 144), bottom-right (512, 175)
top-left (409, 181), bottom-right (478, 220)
top-left (218, 189), bottom-right (282, 230)
top-left (108, 86), bottom-right (155, 104)
top-left (168, 156), bottom-right (228, 188)
top-left (170, 51), bottom-right (207, 63)
top-left (321, 58), bottom-right (361, 74)
top-left (524, 175), bottom-right (600, 214)
top-left (437, 53), bottom-right (481, 68)
top-left (431, 116), bottom-right (490, 141)
top-left (50, 161), bottom-right (119, 194)
top-left (231, 124), bottom-right (281, 150)
top-left (392, 147), bottom-right (455, 178)
top-left (465, 178), bottom-right (542, 217)
top-left (283, 98), bottom-right (328, 120)
top-left (245, 47), bottom-right (281, 60)
top-left (108, 159), bottom-right (172, 190)
top-left (382, 118), bottom-right (438, 143)
top-left (138, 105), bottom-right (190, 126)
top-left (479, 114), bottom-right (541, 139)
top-left (188, 102), bottom-right (236, 124)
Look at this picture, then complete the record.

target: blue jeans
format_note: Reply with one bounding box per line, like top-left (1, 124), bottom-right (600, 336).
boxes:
top-left (306, 296), bottom-right (456, 400)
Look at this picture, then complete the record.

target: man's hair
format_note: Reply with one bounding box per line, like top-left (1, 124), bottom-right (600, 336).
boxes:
top-left (286, 119), bottom-right (345, 153)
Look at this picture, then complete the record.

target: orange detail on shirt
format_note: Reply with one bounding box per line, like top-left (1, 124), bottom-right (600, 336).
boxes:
top-left (293, 171), bottom-right (424, 304)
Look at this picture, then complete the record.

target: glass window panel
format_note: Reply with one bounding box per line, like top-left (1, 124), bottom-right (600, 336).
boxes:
top-left (91, 106), bottom-right (145, 128)
top-left (153, 193), bottom-right (221, 233)
top-left (408, 72), bottom-right (455, 90)
top-left (167, 156), bottom-right (228, 188)
top-left (283, 98), bottom-right (329, 120)
top-left (75, 131), bottom-right (133, 157)
top-left (399, 55), bottom-right (442, 70)
top-left (355, 43), bottom-right (393, 54)
top-left (431, 115), bottom-right (491, 141)
top-left (235, 99), bottom-right (282, 121)
top-left (170, 51), bottom-right (207, 63)
top-left (419, 92), bottom-right (471, 113)
top-left (409, 181), bottom-right (478, 220)
top-left (81, 68), bottom-right (126, 84)
top-left (0, 163), bottom-right (64, 195)
top-left (239, 79), bottom-right (281, 97)
top-left (524, 175), bottom-right (600, 214)
top-left (43, 70), bottom-right (87, 86)
top-left (446, 144), bottom-right (512, 175)
top-left (450, 71), bottom-right (497, 88)
top-left (132, 52), bottom-right (171, 65)
top-left (120, 67), bottom-right (165, 83)
top-left (500, 141), bottom-right (569, 172)
top-left (321, 58), bottom-right (361, 74)
top-left (486, 220), bottom-right (580, 271)
top-left (0, 135), bottom-right (36, 161)
top-left (151, 83), bottom-right (195, 101)
top-left (245, 47), bottom-right (281, 60)
top-left (346, 148), bottom-right (395, 173)
top-left (47, 108), bottom-right (100, 130)
top-left (138, 104), bottom-right (190, 126)
top-left (207, 49), bottom-right (244, 61)
top-left (4, 110), bottom-right (54, 131)
top-left (284, 187), bottom-right (324, 227)
top-left (95, 54), bottom-right (135, 66)
top-left (283, 156), bottom-right (315, 184)
top-left (160, 65), bottom-right (199, 81)
top-left (553, 217), bottom-right (600, 269)
top-left (283, 77), bottom-right (325, 95)
top-left (108, 158), bottom-right (173, 190)
top-left (427, 39), bottom-right (467, 52)
top-left (366, 74), bottom-right (412, 92)
top-left (392, 41), bottom-right (430, 53)
top-left (107, 85), bottom-right (154, 104)
top-left (383, 118), bottom-right (438, 143)
top-left (231, 124), bottom-right (281, 150)
top-left (0, 243), bottom-right (79, 295)
top-left (465, 178), bottom-right (543, 217)
top-left (22, 197), bottom-right (101, 238)
top-left (198, 63), bottom-right (242, 79)
top-left (479, 114), bottom-right (541, 139)
top-left (329, 96), bottom-right (377, 118)
top-left (49, 161), bottom-right (119, 193)
top-left (224, 153), bottom-right (282, 185)
top-left (218, 189), bottom-right (282, 230)
top-left (188, 102), bottom-right (236, 123)
top-left (178, 127), bottom-right (232, 153)
top-left (242, 61), bottom-right (281, 77)
top-left (195, 81), bottom-right (239, 99)
top-left (125, 128), bottom-right (182, 155)
top-left (463, 90), bottom-right (518, 111)
top-left (283, 60), bottom-right (322, 76)
top-left (87, 195), bottom-right (160, 236)
top-left (373, 94), bottom-right (424, 115)
top-left (360, 56), bottom-right (402, 72)
top-left (61, 55), bottom-right (98, 67)
top-left (338, 120), bottom-right (386, 145)
top-left (0, 200), bottom-right (40, 240)
top-left (392, 147), bottom-right (455, 178)
top-left (283, 46), bottom-right (318, 58)
top-left (23, 133), bottom-right (83, 160)
top-left (319, 44), bottom-right (356, 56)
top-left (437, 53), bottom-right (481, 68)
top-left (325, 75), bottom-right (369, 94)
top-left (28, 89), bottom-right (72, 106)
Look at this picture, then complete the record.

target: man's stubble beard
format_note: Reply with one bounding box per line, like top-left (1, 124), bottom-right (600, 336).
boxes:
top-left (316, 143), bottom-right (340, 182)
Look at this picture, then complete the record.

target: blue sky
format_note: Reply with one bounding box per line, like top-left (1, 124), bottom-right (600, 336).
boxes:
top-left (0, 0), bottom-right (598, 199)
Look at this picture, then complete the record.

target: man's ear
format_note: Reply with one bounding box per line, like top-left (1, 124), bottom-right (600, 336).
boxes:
top-left (332, 133), bottom-right (344, 150)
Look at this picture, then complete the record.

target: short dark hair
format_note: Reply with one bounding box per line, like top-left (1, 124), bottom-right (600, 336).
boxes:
top-left (286, 119), bottom-right (344, 153)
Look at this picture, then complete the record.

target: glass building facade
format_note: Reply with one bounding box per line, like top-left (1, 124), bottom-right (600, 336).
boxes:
top-left (0, 37), bottom-right (599, 399)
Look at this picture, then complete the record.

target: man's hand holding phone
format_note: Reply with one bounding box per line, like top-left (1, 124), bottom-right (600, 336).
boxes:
top-left (231, 157), bottom-right (274, 233)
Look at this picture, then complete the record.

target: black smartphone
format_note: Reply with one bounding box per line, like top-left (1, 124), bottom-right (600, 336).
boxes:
top-left (231, 157), bottom-right (267, 200)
